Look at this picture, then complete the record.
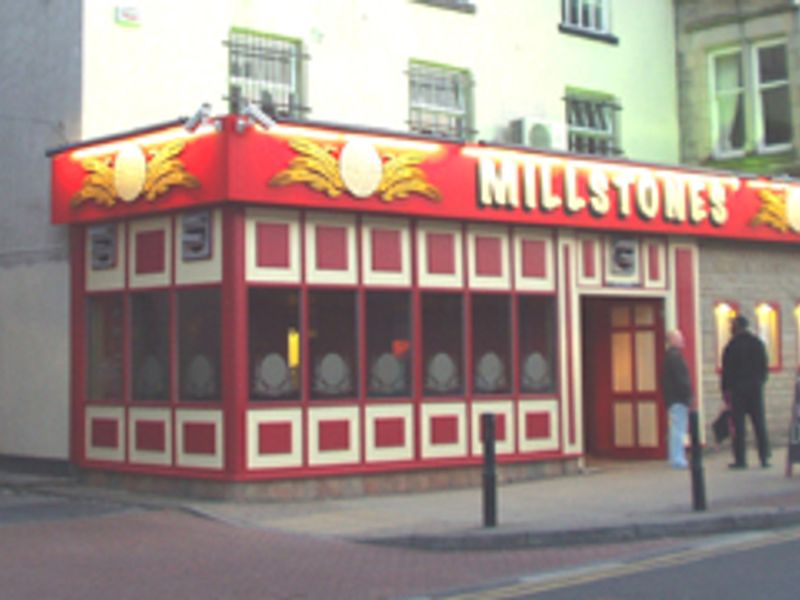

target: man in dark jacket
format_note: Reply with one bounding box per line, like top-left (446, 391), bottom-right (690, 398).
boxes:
top-left (721, 315), bottom-right (770, 469)
top-left (663, 330), bottom-right (692, 468)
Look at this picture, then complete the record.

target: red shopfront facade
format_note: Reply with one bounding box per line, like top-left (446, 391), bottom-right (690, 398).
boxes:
top-left (49, 115), bottom-right (800, 487)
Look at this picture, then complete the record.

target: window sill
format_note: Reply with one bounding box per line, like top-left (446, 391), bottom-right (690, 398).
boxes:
top-left (558, 23), bottom-right (619, 45)
top-left (413, 0), bottom-right (476, 14)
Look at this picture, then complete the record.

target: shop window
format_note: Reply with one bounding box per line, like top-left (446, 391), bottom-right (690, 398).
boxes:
top-left (472, 294), bottom-right (511, 394)
top-left (710, 41), bottom-right (790, 158)
top-left (249, 288), bottom-right (300, 401)
top-left (518, 296), bottom-right (557, 394)
top-left (755, 302), bottom-right (781, 371)
top-left (367, 292), bottom-right (412, 398)
top-left (87, 295), bottom-right (124, 402)
top-left (409, 60), bottom-right (473, 139)
top-left (226, 28), bottom-right (306, 119)
top-left (178, 288), bottom-right (221, 402)
top-left (565, 92), bottom-right (622, 156)
top-left (131, 292), bottom-right (169, 401)
top-left (309, 290), bottom-right (357, 399)
top-left (713, 301), bottom-right (739, 370)
top-left (422, 293), bottom-right (463, 395)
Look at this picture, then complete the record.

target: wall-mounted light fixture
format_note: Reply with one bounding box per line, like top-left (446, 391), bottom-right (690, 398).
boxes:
top-left (235, 102), bottom-right (277, 133)
top-left (183, 103), bottom-right (213, 132)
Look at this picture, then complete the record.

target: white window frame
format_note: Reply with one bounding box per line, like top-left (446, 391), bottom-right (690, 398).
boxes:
top-left (409, 61), bottom-right (472, 139)
top-left (565, 93), bottom-right (621, 156)
top-left (562, 0), bottom-right (610, 35)
top-left (228, 30), bottom-right (303, 118)
top-left (709, 47), bottom-right (746, 159)
top-left (752, 39), bottom-right (792, 154)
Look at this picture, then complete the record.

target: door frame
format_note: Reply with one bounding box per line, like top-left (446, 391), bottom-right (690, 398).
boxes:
top-left (581, 296), bottom-right (666, 460)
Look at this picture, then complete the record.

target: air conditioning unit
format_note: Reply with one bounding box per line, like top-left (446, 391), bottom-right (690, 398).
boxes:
top-left (509, 116), bottom-right (568, 151)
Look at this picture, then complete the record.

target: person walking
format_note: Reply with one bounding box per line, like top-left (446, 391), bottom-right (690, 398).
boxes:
top-left (721, 315), bottom-right (770, 469)
top-left (662, 329), bottom-right (692, 469)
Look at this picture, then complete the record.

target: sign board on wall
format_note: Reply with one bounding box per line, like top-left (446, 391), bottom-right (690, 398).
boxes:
top-left (49, 115), bottom-right (800, 246)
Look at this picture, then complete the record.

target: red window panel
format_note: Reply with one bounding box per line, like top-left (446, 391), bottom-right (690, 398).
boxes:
top-left (525, 413), bottom-right (550, 439)
top-left (522, 239), bottom-right (547, 278)
top-left (374, 417), bottom-right (405, 448)
top-left (475, 236), bottom-right (502, 276)
top-left (427, 232), bottom-right (455, 275)
top-left (647, 244), bottom-right (660, 282)
top-left (371, 229), bottom-right (402, 272)
top-left (256, 222), bottom-right (290, 268)
top-left (430, 415), bottom-right (459, 445)
top-left (316, 226), bottom-right (348, 271)
top-left (91, 418), bottom-right (119, 448)
top-left (258, 422), bottom-right (293, 455)
top-left (183, 422), bottom-right (216, 455)
top-left (581, 239), bottom-right (596, 280)
top-left (478, 413), bottom-right (507, 442)
top-left (135, 420), bottom-right (166, 452)
top-left (318, 420), bottom-right (350, 451)
top-left (135, 230), bottom-right (165, 274)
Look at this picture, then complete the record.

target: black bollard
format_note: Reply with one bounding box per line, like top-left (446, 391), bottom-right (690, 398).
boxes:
top-left (481, 413), bottom-right (497, 528)
top-left (689, 410), bottom-right (707, 511)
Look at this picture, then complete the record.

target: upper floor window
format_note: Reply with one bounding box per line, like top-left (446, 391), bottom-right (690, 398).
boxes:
top-left (754, 42), bottom-right (791, 152)
top-left (561, 0), bottom-right (615, 41)
top-left (710, 49), bottom-right (745, 155)
top-left (227, 28), bottom-right (305, 119)
top-left (565, 93), bottom-right (622, 156)
top-left (710, 41), bottom-right (791, 158)
top-left (414, 0), bottom-right (476, 13)
top-left (409, 61), bottom-right (473, 139)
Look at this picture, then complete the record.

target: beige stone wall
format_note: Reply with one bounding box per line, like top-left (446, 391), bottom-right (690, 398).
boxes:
top-left (698, 239), bottom-right (800, 444)
top-left (675, 0), bottom-right (800, 171)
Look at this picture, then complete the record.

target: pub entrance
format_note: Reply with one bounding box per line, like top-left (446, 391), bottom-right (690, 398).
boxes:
top-left (581, 297), bottom-right (665, 460)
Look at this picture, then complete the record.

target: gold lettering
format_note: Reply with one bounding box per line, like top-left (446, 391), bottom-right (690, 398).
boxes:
top-left (564, 164), bottom-right (586, 214)
top-left (540, 162), bottom-right (562, 212)
top-left (588, 168), bottom-right (610, 216)
top-left (479, 158), bottom-right (519, 208)
top-left (612, 172), bottom-right (634, 218)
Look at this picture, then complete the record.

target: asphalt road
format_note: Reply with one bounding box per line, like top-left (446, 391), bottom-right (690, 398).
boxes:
top-left (432, 528), bottom-right (800, 600)
top-left (0, 487), bottom-right (686, 600)
top-left (3, 486), bottom-right (799, 600)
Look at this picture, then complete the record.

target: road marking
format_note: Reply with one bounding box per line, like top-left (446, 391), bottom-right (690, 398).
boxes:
top-left (439, 527), bottom-right (800, 599)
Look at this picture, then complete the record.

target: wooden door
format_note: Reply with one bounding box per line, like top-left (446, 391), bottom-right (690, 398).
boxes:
top-left (583, 299), bottom-right (664, 459)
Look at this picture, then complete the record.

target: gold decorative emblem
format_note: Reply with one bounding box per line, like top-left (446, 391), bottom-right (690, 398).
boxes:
top-left (750, 188), bottom-right (800, 234)
top-left (270, 138), bottom-right (441, 203)
top-left (71, 139), bottom-right (199, 208)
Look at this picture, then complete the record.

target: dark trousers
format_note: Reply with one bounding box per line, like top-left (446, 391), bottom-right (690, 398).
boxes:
top-left (731, 388), bottom-right (770, 466)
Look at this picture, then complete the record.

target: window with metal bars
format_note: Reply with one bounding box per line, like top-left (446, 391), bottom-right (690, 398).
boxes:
top-left (226, 29), bottom-right (306, 119)
top-left (409, 61), bottom-right (473, 139)
top-left (565, 95), bottom-right (622, 156)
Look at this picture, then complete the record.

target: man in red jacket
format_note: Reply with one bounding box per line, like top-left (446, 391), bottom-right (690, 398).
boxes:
top-left (721, 316), bottom-right (770, 469)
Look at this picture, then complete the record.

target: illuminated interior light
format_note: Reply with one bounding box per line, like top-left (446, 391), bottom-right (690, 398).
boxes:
top-left (287, 327), bottom-right (300, 369)
top-left (72, 123), bottom-right (218, 160)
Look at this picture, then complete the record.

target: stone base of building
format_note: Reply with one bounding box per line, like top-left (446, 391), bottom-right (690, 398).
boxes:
top-left (78, 458), bottom-right (582, 502)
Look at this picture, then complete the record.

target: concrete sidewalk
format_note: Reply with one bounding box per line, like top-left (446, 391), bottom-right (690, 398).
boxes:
top-left (3, 448), bottom-right (800, 550)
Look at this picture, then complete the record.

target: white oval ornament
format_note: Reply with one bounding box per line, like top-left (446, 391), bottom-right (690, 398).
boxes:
top-left (114, 143), bottom-right (147, 202)
top-left (786, 187), bottom-right (800, 233)
top-left (339, 139), bottom-right (383, 198)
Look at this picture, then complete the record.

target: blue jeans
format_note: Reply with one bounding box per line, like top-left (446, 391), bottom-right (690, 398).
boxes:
top-left (668, 404), bottom-right (689, 467)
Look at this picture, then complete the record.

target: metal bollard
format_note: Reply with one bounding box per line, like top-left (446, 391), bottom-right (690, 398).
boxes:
top-left (689, 410), bottom-right (707, 511)
top-left (481, 413), bottom-right (497, 528)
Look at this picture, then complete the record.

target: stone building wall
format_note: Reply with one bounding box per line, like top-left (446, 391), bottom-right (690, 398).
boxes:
top-left (698, 239), bottom-right (800, 443)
